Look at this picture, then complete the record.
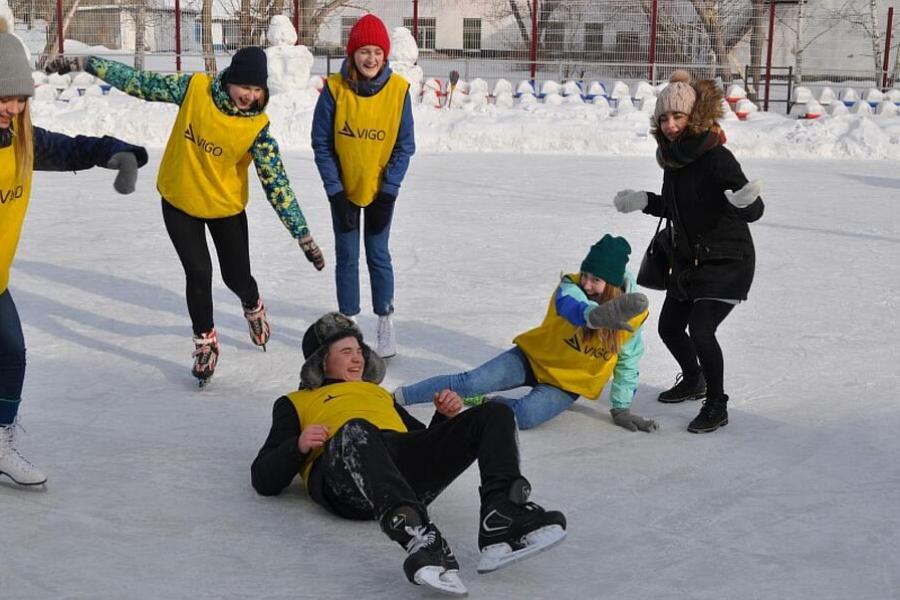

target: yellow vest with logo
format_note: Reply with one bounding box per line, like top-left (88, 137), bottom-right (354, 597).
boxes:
top-left (513, 274), bottom-right (649, 399)
top-left (328, 73), bottom-right (408, 207)
top-left (287, 381), bottom-right (407, 485)
top-left (157, 74), bottom-right (269, 218)
top-left (0, 129), bottom-right (33, 294)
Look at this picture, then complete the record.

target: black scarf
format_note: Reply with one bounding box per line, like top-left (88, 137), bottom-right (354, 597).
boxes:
top-left (656, 129), bottom-right (722, 170)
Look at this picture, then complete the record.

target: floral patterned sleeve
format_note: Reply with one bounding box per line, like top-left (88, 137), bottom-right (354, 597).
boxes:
top-left (86, 56), bottom-right (192, 105)
top-left (250, 125), bottom-right (310, 238)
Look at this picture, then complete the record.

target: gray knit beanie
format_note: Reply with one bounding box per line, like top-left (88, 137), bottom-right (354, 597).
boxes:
top-left (654, 70), bottom-right (694, 121)
top-left (0, 20), bottom-right (34, 98)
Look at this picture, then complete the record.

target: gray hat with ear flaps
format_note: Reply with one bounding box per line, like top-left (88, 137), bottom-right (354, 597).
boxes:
top-left (299, 312), bottom-right (386, 389)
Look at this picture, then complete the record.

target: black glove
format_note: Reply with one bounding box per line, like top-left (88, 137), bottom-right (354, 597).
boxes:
top-left (44, 55), bottom-right (87, 75)
top-left (364, 191), bottom-right (396, 234)
top-left (106, 152), bottom-right (139, 194)
top-left (328, 191), bottom-right (359, 232)
top-left (299, 235), bottom-right (325, 271)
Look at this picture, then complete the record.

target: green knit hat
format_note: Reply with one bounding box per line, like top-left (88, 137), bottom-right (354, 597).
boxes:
top-left (580, 234), bottom-right (631, 287)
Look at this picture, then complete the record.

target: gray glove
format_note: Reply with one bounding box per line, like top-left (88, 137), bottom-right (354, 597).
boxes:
top-left (611, 408), bottom-right (658, 432)
top-left (44, 54), bottom-right (87, 75)
top-left (107, 152), bottom-right (138, 194)
top-left (724, 179), bottom-right (762, 209)
top-left (613, 189), bottom-right (648, 213)
top-left (587, 292), bottom-right (649, 331)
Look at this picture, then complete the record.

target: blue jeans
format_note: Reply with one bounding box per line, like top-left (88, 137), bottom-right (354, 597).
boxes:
top-left (0, 290), bottom-right (26, 425)
top-left (396, 347), bottom-right (579, 430)
top-left (331, 200), bottom-right (394, 317)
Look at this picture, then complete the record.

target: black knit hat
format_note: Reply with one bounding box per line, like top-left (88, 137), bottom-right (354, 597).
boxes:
top-left (580, 234), bottom-right (631, 287)
top-left (222, 46), bottom-right (268, 90)
top-left (299, 313), bottom-right (386, 389)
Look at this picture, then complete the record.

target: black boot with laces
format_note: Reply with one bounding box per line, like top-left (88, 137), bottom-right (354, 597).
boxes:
top-left (687, 394), bottom-right (729, 433)
top-left (658, 371), bottom-right (706, 403)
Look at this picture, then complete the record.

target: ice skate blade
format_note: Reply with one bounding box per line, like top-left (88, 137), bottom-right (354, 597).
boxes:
top-left (413, 566), bottom-right (468, 597)
top-left (196, 376), bottom-right (213, 389)
top-left (0, 471), bottom-right (48, 486)
top-left (477, 525), bottom-right (566, 574)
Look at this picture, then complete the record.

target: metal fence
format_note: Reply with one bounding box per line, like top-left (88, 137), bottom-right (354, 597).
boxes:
top-left (10, 0), bottom-right (900, 102)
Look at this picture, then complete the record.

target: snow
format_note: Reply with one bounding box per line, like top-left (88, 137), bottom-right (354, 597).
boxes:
top-left (5, 74), bottom-right (900, 599)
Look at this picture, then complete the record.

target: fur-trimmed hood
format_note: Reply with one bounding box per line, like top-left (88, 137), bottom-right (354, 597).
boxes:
top-left (651, 77), bottom-right (724, 145)
top-left (299, 313), bottom-right (386, 390)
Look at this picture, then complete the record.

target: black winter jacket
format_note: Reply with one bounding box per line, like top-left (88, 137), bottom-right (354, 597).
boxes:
top-left (250, 389), bottom-right (444, 512)
top-left (644, 144), bottom-right (764, 300)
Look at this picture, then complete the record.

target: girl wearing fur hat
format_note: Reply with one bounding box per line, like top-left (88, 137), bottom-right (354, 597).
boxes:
top-left (613, 70), bottom-right (765, 434)
top-left (44, 47), bottom-right (326, 386)
top-left (395, 235), bottom-right (657, 432)
top-left (0, 19), bottom-right (148, 485)
top-left (311, 13), bottom-right (416, 360)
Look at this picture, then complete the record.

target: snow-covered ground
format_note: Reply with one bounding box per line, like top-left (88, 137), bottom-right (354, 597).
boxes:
top-left (4, 94), bottom-right (900, 599)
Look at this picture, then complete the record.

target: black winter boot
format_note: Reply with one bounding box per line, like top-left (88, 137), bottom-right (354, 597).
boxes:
top-left (687, 394), bottom-right (729, 433)
top-left (658, 371), bottom-right (706, 403)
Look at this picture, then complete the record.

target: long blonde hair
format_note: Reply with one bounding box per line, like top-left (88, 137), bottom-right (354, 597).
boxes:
top-left (0, 18), bottom-right (35, 182)
top-left (13, 103), bottom-right (34, 183)
top-left (582, 282), bottom-right (626, 355)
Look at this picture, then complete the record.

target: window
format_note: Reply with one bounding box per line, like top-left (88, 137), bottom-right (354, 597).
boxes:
top-left (614, 30), bottom-right (642, 63)
top-left (341, 17), bottom-right (356, 48)
top-left (584, 22), bottom-right (603, 55)
top-left (544, 21), bottom-right (565, 54)
top-left (463, 18), bottom-right (481, 51)
top-left (403, 17), bottom-right (436, 50)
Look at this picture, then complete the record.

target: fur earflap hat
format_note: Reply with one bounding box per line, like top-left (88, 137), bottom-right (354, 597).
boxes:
top-left (654, 70), bottom-right (695, 121)
top-left (299, 312), bottom-right (386, 389)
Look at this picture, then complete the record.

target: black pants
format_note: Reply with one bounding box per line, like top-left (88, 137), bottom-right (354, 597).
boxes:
top-left (658, 297), bottom-right (735, 398)
top-left (316, 403), bottom-right (521, 521)
top-left (161, 199), bottom-right (259, 335)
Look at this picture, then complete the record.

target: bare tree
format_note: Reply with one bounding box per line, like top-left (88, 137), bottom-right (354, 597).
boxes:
top-left (133, 0), bottom-right (147, 70)
top-left (38, 0), bottom-right (82, 68)
top-left (201, 0), bottom-right (216, 73)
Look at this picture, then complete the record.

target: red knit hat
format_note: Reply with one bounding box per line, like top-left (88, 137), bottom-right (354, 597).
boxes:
top-left (346, 14), bottom-right (391, 58)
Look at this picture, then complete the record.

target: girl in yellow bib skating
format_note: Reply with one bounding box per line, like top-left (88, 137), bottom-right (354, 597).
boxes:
top-left (46, 48), bottom-right (326, 386)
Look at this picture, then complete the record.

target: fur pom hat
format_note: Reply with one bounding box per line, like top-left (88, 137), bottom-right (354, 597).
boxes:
top-left (299, 312), bottom-right (386, 389)
top-left (651, 72), bottom-right (724, 143)
top-left (654, 70), bottom-right (695, 121)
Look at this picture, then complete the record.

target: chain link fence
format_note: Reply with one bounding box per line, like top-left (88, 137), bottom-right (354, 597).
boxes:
top-left (10, 0), bottom-right (900, 105)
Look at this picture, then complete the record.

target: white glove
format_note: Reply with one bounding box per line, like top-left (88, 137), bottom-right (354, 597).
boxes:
top-left (613, 189), bottom-right (648, 213)
top-left (724, 180), bottom-right (762, 209)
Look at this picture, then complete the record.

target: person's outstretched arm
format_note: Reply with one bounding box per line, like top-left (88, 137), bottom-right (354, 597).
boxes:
top-left (251, 396), bottom-right (307, 496)
top-left (85, 56), bottom-right (193, 105)
top-left (32, 126), bottom-right (148, 173)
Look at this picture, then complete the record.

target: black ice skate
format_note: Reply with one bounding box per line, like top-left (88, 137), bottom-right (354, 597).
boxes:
top-left (477, 477), bottom-right (567, 574)
top-left (192, 329), bottom-right (219, 388)
top-left (687, 394), bottom-right (729, 433)
top-left (381, 505), bottom-right (467, 597)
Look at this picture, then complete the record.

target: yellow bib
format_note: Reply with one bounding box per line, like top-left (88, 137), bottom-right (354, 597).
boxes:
top-left (0, 131), bottom-right (33, 294)
top-left (328, 73), bottom-right (408, 207)
top-left (513, 274), bottom-right (649, 399)
top-left (287, 381), bottom-right (407, 485)
top-left (157, 74), bottom-right (269, 218)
